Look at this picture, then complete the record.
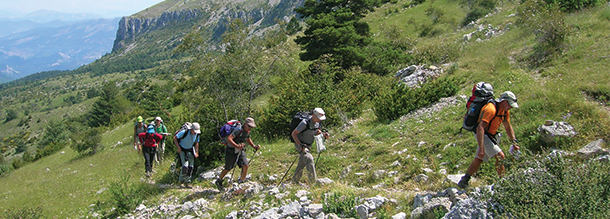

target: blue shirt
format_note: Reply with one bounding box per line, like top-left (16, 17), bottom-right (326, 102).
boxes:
top-left (176, 129), bottom-right (200, 149)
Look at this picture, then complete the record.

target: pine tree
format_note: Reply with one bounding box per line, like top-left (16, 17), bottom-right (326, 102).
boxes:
top-left (87, 81), bottom-right (119, 127)
top-left (294, 0), bottom-right (379, 69)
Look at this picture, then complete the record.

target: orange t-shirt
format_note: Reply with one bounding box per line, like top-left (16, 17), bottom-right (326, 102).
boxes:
top-left (478, 102), bottom-right (509, 135)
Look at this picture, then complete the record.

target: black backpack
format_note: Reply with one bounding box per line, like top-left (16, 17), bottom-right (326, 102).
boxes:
top-left (462, 82), bottom-right (495, 132)
top-left (462, 99), bottom-right (497, 132)
top-left (289, 111), bottom-right (312, 142)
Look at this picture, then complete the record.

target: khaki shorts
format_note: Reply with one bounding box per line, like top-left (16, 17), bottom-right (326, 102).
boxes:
top-left (474, 133), bottom-right (503, 162)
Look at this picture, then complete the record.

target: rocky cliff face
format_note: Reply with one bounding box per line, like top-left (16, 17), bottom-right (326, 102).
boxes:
top-left (113, 9), bottom-right (201, 52)
top-left (112, 0), bottom-right (305, 52)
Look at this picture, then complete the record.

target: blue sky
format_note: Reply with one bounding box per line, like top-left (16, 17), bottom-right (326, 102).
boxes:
top-left (0, 0), bottom-right (166, 18)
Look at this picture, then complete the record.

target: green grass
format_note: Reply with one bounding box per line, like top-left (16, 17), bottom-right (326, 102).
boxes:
top-left (0, 122), bottom-right (142, 217)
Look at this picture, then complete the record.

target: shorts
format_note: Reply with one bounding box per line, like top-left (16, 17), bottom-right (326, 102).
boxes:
top-left (474, 133), bottom-right (503, 162)
top-left (224, 147), bottom-right (248, 170)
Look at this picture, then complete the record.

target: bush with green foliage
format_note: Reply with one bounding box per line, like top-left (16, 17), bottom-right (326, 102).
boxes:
top-left (71, 128), bottom-right (103, 156)
top-left (412, 42), bottom-right (461, 65)
top-left (0, 164), bottom-right (12, 176)
top-left (546, 0), bottom-right (600, 12)
top-left (3, 206), bottom-right (44, 219)
top-left (102, 175), bottom-right (161, 218)
top-left (323, 192), bottom-right (358, 218)
top-left (257, 58), bottom-right (386, 140)
top-left (517, 0), bottom-right (569, 67)
top-left (373, 76), bottom-right (460, 122)
top-left (460, 0), bottom-right (497, 26)
top-left (361, 41), bottom-right (414, 76)
top-left (35, 120), bottom-right (70, 160)
top-left (4, 109), bottom-right (18, 123)
top-left (486, 153), bottom-right (610, 218)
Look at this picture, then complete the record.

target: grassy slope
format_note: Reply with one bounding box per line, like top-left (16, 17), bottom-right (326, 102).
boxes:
top-left (0, 122), bottom-right (142, 216)
top-left (1, 0), bottom-right (610, 217)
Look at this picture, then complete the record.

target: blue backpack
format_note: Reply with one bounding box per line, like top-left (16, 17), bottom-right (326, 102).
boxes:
top-left (220, 120), bottom-right (242, 145)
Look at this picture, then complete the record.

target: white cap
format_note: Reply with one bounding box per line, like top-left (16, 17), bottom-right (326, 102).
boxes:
top-left (192, 123), bottom-right (201, 134)
top-left (155, 117), bottom-right (162, 122)
top-left (498, 91), bottom-right (519, 108)
top-left (313, 108), bottom-right (326, 121)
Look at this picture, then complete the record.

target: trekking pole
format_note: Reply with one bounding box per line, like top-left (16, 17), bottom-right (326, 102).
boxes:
top-left (248, 148), bottom-right (260, 166)
top-left (314, 151), bottom-right (323, 167)
top-left (277, 154), bottom-right (299, 187)
top-left (230, 153), bottom-right (239, 185)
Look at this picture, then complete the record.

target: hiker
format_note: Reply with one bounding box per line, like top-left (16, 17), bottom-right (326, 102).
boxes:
top-left (138, 125), bottom-right (163, 177)
top-left (151, 117), bottom-right (169, 164)
top-left (458, 91), bottom-right (520, 188)
top-left (215, 117), bottom-right (261, 191)
top-left (291, 108), bottom-right (329, 185)
top-left (133, 116), bottom-right (147, 151)
top-left (173, 122), bottom-right (201, 186)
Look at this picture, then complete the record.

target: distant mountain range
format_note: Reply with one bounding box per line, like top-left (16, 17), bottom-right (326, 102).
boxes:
top-left (0, 10), bottom-right (119, 83)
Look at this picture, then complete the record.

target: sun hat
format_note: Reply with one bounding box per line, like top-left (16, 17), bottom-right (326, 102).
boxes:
top-left (192, 123), bottom-right (201, 134)
top-left (245, 117), bottom-right (256, 128)
top-left (137, 116), bottom-right (143, 122)
top-left (313, 108), bottom-right (326, 121)
top-left (498, 91), bottom-right (519, 108)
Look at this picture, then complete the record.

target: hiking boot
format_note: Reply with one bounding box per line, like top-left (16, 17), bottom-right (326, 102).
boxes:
top-left (237, 179), bottom-right (245, 184)
top-left (145, 171), bottom-right (152, 178)
top-left (457, 174), bottom-right (471, 189)
top-left (215, 178), bottom-right (224, 192)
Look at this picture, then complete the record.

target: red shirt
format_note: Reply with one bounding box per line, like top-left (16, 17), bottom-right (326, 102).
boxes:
top-left (138, 132), bottom-right (163, 147)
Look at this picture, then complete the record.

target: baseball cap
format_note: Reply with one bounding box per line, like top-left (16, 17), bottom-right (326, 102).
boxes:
top-left (137, 116), bottom-right (143, 122)
top-left (155, 117), bottom-right (162, 122)
top-left (499, 91), bottom-right (519, 108)
top-left (191, 123), bottom-right (201, 134)
top-left (245, 117), bottom-right (256, 128)
top-left (313, 108), bottom-right (326, 120)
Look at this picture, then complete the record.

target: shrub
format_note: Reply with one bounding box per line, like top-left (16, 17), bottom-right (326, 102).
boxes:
top-left (11, 157), bottom-right (24, 169)
top-left (517, 0), bottom-right (569, 67)
top-left (461, 7), bottom-right (492, 26)
top-left (460, 0), bottom-right (497, 26)
top-left (361, 41), bottom-right (414, 76)
top-left (257, 59), bottom-right (385, 140)
top-left (71, 128), bottom-right (103, 156)
top-left (547, 0), bottom-right (600, 12)
top-left (419, 23), bottom-right (444, 37)
top-left (373, 76), bottom-right (460, 122)
top-left (486, 153), bottom-right (610, 217)
top-left (409, 0), bottom-right (427, 7)
top-left (412, 42), bottom-right (461, 65)
top-left (105, 175), bottom-right (161, 217)
top-left (601, 7), bottom-right (610, 21)
top-left (4, 109), bottom-right (18, 123)
top-left (323, 192), bottom-right (358, 218)
top-left (3, 206), bottom-right (44, 219)
top-left (0, 164), bottom-right (12, 177)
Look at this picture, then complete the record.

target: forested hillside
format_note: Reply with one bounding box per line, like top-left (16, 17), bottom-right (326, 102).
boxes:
top-left (1, 0), bottom-right (610, 217)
